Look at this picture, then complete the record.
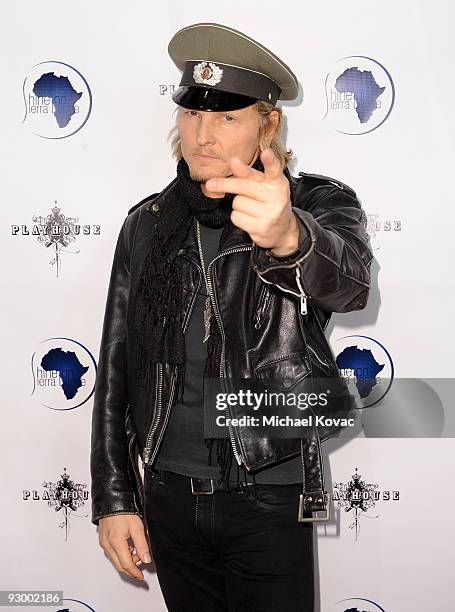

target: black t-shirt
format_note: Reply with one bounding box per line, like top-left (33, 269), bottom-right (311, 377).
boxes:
top-left (154, 220), bottom-right (303, 484)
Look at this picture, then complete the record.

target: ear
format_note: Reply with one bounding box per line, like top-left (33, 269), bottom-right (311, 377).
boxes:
top-left (269, 110), bottom-right (280, 130)
top-left (261, 110), bottom-right (280, 148)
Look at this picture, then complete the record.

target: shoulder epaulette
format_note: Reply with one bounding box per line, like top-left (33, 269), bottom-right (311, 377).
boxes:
top-left (127, 192), bottom-right (160, 216)
top-left (297, 171), bottom-right (356, 195)
top-left (127, 176), bottom-right (180, 217)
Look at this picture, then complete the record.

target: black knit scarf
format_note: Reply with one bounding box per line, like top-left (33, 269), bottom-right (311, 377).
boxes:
top-left (132, 155), bottom-right (264, 484)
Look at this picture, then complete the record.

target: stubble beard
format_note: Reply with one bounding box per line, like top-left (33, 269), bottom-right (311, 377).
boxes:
top-left (189, 166), bottom-right (235, 185)
top-left (188, 168), bottom-right (210, 184)
top-left (186, 157), bottom-right (231, 184)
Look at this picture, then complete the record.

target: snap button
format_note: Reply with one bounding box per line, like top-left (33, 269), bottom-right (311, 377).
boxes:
top-left (151, 202), bottom-right (160, 212)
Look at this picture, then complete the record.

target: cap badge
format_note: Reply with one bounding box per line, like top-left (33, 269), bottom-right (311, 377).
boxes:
top-left (193, 61), bottom-right (223, 86)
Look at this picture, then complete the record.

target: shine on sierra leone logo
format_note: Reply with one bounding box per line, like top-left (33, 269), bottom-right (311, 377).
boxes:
top-left (333, 335), bottom-right (394, 409)
top-left (324, 56), bottom-right (395, 134)
top-left (31, 338), bottom-right (97, 410)
top-left (22, 62), bottom-right (92, 138)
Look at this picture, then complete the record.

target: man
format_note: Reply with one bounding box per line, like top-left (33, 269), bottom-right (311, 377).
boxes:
top-left (90, 22), bottom-right (373, 612)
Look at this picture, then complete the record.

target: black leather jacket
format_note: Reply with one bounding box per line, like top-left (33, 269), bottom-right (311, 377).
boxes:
top-left (90, 166), bottom-right (373, 526)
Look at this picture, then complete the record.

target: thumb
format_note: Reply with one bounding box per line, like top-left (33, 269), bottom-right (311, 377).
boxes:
top-left (130, 522), bottom-right (152, 564)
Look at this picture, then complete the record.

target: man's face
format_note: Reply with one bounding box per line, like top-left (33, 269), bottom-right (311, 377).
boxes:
top-left (176, 104), bottom-right (262, 187)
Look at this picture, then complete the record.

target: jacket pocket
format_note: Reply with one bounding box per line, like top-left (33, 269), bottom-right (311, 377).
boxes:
top-left (245, 482), bottom-right (303, 512)
top-left (306, 344), bottom-right (333, 375)
top-left (254, 352), bottom-right (310, 392)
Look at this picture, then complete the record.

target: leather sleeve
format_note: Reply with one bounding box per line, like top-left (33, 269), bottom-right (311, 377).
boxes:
top-left (251, 182), bottom-right (373, 314)
top-left (90, 216), bottom-right (141, 527)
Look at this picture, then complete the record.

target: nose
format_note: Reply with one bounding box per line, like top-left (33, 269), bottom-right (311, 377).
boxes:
top-left (196, 115), bottom-right (216, 146)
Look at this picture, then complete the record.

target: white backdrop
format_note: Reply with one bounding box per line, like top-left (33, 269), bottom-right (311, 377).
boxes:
top-left (1, 1), bottom-right (454, 611)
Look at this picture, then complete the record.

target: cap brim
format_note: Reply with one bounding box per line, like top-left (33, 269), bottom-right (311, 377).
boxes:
top-left (172, 86), bottom-right (258, 111)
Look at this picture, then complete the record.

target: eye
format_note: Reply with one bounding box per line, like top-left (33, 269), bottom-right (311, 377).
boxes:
top-left (224, 114), bottom-right (235, 122)
top-left (185, 110), bottom-right (199, 117)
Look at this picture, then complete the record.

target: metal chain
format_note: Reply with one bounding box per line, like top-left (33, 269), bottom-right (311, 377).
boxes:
top-left (195, 219), bottom-right (212, 343)
top-left (195, 220), bottom-right (209, 290)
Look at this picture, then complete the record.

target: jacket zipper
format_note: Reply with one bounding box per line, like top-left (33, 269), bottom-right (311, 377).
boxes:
top-left (254, 265), bottom-right (309, 317)
top-left (143, 364), bottom-right (178, 468)
top-left (295, 266), bottom-right (308, 315)
top-left (141, 255), bottom-right (202, 469)
top-left (253, 228), bottom-right (315, 316)
top-left (307, 345), bottom-right (331, 371)
top-left (142, 363), bottom-right (163, 467)
top-left (206, 244), bottom-right (253, 467)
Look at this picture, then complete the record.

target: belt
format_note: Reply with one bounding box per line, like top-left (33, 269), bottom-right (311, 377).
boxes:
top-left (150, 469), bottom-right (254, 495)
top-left (190, 441), bottom-right (331, 522)
top-left (191, 476), bottom-right (255, 494)
top-left (298, 433), bottom-right (331, 523)
top-left (190, 476), bottom-right (234, 495)
top-left (192, 468), bottom-right (330, 524)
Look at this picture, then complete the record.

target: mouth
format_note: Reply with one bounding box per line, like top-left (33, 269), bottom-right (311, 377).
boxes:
top-left (193, 153), bottom-right (219, 160)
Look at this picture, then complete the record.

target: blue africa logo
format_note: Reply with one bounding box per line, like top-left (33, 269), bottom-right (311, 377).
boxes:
top-left (324, 56), bottom-right (395, 135)
top-left (334, 335), bottom-right (394, 408)
top-left (31, 337), bottom-right (97, 410)
top-left (22, 61), bottom-right (92, 138)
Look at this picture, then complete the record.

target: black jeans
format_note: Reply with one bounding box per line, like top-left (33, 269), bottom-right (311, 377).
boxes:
top-left (143, 467), bottom-right (315, 612)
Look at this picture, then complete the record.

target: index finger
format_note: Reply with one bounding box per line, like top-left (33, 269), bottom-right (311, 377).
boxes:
top-left (205, 176), bottom-right (262, 199)
top-left (111, 537), bottom-right (144, 580)
top-left (104, 543), bottom-right (140, 580)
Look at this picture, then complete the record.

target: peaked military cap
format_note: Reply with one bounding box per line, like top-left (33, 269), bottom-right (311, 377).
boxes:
top-left (168, 22), bottom-right (299, 111)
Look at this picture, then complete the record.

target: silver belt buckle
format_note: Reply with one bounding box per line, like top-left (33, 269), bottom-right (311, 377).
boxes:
top-left (191, 477), bottom-right (215, 495)
top-left (298, 492), bottom-right (331, 522)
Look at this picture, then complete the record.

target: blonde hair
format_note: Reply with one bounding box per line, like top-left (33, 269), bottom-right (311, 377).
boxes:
top-left (168, 100), bottom-right (293, 170)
